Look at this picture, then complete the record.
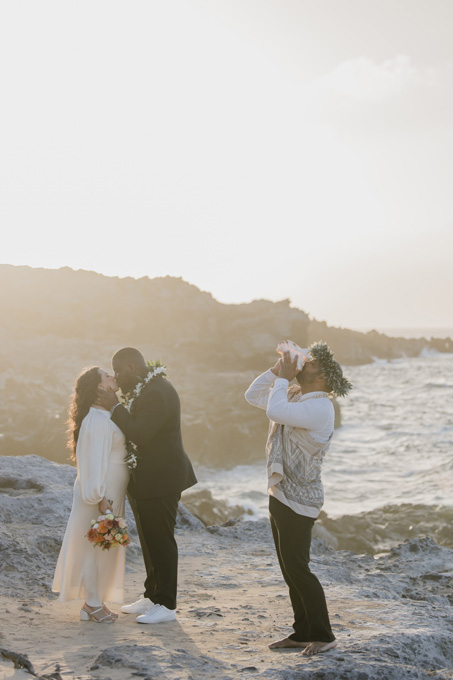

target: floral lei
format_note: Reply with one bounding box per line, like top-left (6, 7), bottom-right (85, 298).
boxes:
top-left (121, 360), bottom-right (167, 471)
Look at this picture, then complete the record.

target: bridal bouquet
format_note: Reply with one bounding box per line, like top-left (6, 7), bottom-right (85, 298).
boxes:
top-left (86, 513), bottom-right (130, 551)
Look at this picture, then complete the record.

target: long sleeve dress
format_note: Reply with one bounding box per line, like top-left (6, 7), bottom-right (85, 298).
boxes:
top-left (52, 407), bottom-right (129, 605)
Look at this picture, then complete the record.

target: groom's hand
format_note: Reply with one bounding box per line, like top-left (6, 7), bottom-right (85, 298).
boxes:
top-left (96, 386), bottom-right (119, 411)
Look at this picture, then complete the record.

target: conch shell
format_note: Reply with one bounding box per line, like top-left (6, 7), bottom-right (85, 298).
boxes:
top-left (276, 340), bottom-right (311, 371)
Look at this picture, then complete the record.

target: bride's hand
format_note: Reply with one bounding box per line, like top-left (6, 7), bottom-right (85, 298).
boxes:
top-left (99, 497), bottom-right (113, 514)
top-left (96, 386), bottom-right (119, 410)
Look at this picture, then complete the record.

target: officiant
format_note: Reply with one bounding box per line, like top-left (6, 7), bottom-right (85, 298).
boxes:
top-left (245, 341), bottom-right (352, 656)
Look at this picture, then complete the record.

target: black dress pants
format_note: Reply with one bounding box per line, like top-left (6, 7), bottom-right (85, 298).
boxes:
top-left (128, 493), bottom-right (180, 611)
top-left (269, 495), bottom-right (335, 643)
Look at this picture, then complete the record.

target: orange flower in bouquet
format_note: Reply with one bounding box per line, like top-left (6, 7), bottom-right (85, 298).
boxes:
top-left (86, 512), bottom-right (130, 551)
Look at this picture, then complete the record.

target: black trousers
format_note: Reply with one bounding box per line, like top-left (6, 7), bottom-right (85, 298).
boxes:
top-left (269, 496), bottom-right (335, 643)
top-left (128, 493), bottom-right (180, 611)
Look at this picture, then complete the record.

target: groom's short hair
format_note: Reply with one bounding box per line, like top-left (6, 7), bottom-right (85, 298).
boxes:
top-left (112, 347), bottom-right (146, 367)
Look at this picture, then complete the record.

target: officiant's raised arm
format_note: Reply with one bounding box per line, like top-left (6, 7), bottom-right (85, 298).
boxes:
top-left (244, 361), bottom-right (281, 409)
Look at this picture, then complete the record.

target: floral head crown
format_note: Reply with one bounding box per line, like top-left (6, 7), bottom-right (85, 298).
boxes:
top-left (309, 341), bottom-right (352, 397)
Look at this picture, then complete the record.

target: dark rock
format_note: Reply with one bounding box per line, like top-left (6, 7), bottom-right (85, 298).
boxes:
top-left (181, 489), bottom-right (249, 526)
top-left (314, 504), bottom-right (453, 553)
top-left (176, 501), bottom-right (205, 531)
top-left (0, 648), bottom-right (35, 675)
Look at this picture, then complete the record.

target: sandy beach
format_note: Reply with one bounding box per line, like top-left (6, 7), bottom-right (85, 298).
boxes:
top-left (1, 455), bottom-right (453, 680)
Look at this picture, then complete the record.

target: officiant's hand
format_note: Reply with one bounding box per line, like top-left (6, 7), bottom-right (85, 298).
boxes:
top-left (270, 359), bottom-right (281, 376)
top-left (278, 351), bottom-right (299, 381)
top-left (96, 386), bottom-right (119, 411)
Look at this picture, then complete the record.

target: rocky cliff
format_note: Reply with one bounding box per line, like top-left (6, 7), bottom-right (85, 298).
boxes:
top-left (0, 264), bottom-right (451, 466)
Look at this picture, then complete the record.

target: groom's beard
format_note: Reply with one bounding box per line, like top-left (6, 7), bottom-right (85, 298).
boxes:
top-left (121, 374), bottom-right (143, 393)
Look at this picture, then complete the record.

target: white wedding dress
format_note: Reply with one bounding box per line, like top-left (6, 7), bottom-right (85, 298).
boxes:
top-left (52, 407), bottom-right (129, 605)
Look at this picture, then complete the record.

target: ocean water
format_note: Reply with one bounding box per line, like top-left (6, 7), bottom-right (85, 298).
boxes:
top-left (375, 327), bottom-right (453, 339)
top-left (372, 327), bottom-right (453, 339)
top-left (196, 352), bottom-right (453, 520)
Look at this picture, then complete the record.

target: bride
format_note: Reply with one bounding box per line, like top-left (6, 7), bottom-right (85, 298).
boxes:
top-left (52, 367), bottom-right (129, 622)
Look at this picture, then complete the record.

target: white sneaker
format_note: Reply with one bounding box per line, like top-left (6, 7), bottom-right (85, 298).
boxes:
top-left (120, 597), bottom-right (153, 615)
top-left (136, 604), bottom-right (176, 624)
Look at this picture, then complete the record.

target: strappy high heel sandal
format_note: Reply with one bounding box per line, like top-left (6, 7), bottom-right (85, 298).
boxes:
top-left (80, 605), bottom-right (116, 623)
top-left (102, 604), bottom-right (118, 619)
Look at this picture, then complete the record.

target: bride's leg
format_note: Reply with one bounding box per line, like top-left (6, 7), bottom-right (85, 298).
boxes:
top-left (84, 571), bottom-right (117, 618)
top-left (84, 580), bottom-right (103, 610)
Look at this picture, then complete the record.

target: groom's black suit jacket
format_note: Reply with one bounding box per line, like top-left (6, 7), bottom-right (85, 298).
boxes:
top-left (111, 377), bottom-right (197, 500)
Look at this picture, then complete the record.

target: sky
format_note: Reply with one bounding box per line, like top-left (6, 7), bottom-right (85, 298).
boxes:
top-left (1, 0), bottom-right (452, 331)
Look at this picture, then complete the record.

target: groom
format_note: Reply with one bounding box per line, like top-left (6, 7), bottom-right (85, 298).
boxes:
top-left (97, 347), bottom-right (197, 623)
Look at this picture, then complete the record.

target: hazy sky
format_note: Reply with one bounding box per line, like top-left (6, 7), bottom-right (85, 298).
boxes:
top-left (1, 0), bottom-right (452, 330)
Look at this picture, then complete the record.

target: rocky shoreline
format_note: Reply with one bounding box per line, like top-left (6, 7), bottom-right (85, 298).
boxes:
top-left (1, 455), bottom-right (453, 680)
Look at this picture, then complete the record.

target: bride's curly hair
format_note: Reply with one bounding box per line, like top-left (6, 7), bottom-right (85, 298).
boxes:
top-left (67, 367), bottom-right (102, 461)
